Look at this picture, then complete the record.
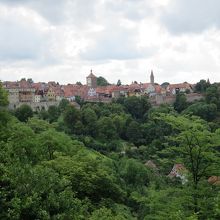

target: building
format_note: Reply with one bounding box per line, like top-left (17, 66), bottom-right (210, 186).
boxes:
top-left (168, 164), bottom-right (188, 184)
top-left (167, 82), bottom-right (193, 95)
top-left (19, 88), bottom-right (35, 102)
top-left (208, 176), bottom-right (220, 186)
top-left (86, 70), bottom-right (97, 88)
top-left (45, 87), bottom-right (56, 101)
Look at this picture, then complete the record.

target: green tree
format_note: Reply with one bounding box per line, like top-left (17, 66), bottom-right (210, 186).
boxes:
top-left (124, 96), bottom-right (151, 120)
top-left (97, 116), bottom-right (117, 140)
top-left (89, 207), bottom-right (126, 220)
top-left (0, 82), bottom-right (9, 125)
top-left (126, 121), bottom-right (143, 145)
top-left (76, 81), bottom-right (82, 85)
top-left (195, 79), bottom-right (210, 93)
top-left (75, 95), bottom-right (85, 107)
top-left (15, 104), bottom-right (33, 122)
top-left (173, 93), bottom-right (188, 113)
top-left (205, 84), bottom-right (220, 109)
top-left (183, 102), bottom-right (217, 121)
top-left (0, 82), bottom-right (8, 107)
top-left (97, 76), bottom-right (109, 86)
top-left (160, 114), bottom-right (220, 216)
top-left (161, 82), bottom-right (170, 88)
top-left (117, 79), bottom-right (122, 86)
top-left (58, 98), bottom-right (70, 113)
top-left (120, 158), bottom-right (150, 188)
top-left (112, 114), bottom-right (127, 138)
top-left (48, 105), bottom-right (60, 123)
top-left (82, 108), bottom-right (98, 137)
top-left (27, 117), bottom-right (52, 134)
top-left (63, 105), bottom-right (81, 133)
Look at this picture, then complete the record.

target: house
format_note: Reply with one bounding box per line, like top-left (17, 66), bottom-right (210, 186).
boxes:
top-left (63, 84), bottom-right (89, 101)
top-left (20, 89), bottom-right (35, 102)
top-left (45, 87), bottom-right (56, 101)
top-left (54, 87), bottom-right (64, 101)
top-left (88, 88), bottom-right (97, 97)
top-left (168, 164), bottom-right (188, 184)
top-left (128, 83), bottom-right (142, 97)
top-left (111, 85), bottom-right (129, 98)
top-left (167, 82), bottom-right (193, 95)
top-left (208, 176), bottom-right (220, 186)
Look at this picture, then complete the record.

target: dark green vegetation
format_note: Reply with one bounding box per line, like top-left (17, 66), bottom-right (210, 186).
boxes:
top-left (97, 76), bottom-right (110, 86)
top-left (1, 81), bottom-right (220, 219)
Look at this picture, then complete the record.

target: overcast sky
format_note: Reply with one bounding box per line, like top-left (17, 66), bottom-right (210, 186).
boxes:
top-left (0, 0), bottom-right (220, 85)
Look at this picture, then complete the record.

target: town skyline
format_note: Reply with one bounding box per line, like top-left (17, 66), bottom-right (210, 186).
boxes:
top-left (0, 69), bottom-right (212, 86)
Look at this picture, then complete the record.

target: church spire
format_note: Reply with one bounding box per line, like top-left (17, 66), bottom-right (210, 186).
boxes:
top-left (150, 70), bottom-right (154, 84)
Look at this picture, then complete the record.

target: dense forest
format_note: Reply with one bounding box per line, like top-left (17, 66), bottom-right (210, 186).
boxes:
top-left (0, 79), bottom-right (220, 219)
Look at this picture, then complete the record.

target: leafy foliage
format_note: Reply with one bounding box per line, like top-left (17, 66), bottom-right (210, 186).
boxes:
top-left (1, 82), bottom-right (220, 219)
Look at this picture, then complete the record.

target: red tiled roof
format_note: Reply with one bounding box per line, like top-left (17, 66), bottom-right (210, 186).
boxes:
top-left (3, 81), bottom-right (20, 88)
top-left (208, 176), bottom-right (220, 186)
top-left (168, 83), bottom-right (191, 89)
top-left (63, 84), bottom-right (89, 99)
top-left (168, 164), bottom-right (187, 177)
top-left (87, 70), bottom-right (97, 78)
top-left (154, 85), bottom-right (162, 93)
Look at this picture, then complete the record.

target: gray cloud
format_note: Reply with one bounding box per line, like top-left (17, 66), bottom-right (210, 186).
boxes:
top-left (0, 0), bottom-right (97, 26)
top-left (161, 0), bottom-right (220, 34)
top-left (0, 0), bottom-right (69, 24)
top-left (105, 0), bottom-right (153, 21)
top-left (80, 23), bottom-right (156, 61)
top-left (0, 18), bottom-right (48, 61)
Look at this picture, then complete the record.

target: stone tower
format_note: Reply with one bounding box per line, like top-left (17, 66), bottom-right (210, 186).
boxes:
top-left (86, 69), bottom-right (97, 88)
top-left (150, 70), bottom-right (154, 84)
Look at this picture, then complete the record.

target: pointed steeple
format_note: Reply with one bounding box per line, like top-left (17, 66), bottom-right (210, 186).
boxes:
top-left (150, 70), bottom-right (154, 84)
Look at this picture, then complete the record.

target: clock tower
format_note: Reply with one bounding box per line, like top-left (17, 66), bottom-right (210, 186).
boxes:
top-left (86, 69), bottom-right (97, 88)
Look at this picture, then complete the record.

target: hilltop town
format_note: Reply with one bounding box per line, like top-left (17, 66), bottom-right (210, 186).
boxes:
top-left (2, 70), bottom-right (203, 110)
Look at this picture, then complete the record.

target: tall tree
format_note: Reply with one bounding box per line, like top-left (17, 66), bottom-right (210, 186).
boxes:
top-left (117, 79), bottom-right (122, 86)
top-left (160, 114), bottom-right (220, 216)
top-left (15, 104), bottom-right (33, 122)
top-left (0, 82), bottom-right (8, 107)
top-left (82, 108), bottom-right (98, 137)
top-left (173, 93), bottom-right (188, 113)
top-left (0, 82), bottom-right (9, 125)
top-left (195, 79), bottom-right (210, 93)
top-left (47, 105), bottom-right (60, 123)
top-left (97, 76), bottom-right (109, 86)
top-left (123, 96), bottom-right (151, 120)
top-left (63, 105), bottom-right (81, 133)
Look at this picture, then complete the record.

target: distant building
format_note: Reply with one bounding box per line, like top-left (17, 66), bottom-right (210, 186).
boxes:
top-left (88, 88), bottom-right (97, 97)
top-left (168, 164), bottom-right (188, 184)
top-left (208, 176), bottom-right (220, 186)
top-left (86, 69), bottom-right (97, 88)
top-left (167, 82), bottom-right (193, 95)
top-left (19, 88), bottom-right (35, 102)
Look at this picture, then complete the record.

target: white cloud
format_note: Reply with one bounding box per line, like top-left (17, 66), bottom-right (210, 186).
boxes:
top-left (0, 0), bottom-right (220, 85)
top-left (161, 0), bottom-right (220, 34)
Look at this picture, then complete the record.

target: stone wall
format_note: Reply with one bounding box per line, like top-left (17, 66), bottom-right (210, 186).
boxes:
top-left (150, 93), bottom-right (204, 106)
